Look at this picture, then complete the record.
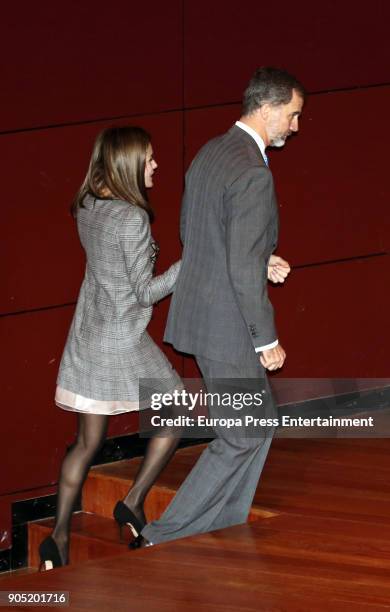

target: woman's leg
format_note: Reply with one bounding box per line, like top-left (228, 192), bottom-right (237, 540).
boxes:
top-left (123, 424), bottom-right (181, 525)
top-left (51, 413), bottom-right (109, 563)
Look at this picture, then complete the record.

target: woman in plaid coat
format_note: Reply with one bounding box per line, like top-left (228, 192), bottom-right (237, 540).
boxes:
top-left (39, 126), bottom-right (182, 570)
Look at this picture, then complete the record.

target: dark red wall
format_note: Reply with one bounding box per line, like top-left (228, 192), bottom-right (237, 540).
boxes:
top-left (184, 0), bottom-right (389, 106)
top-left (1, 0), bottom-right (389, 547)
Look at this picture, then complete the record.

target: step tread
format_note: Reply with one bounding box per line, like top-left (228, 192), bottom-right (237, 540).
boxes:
top-left (30, 512), bottom-right (124, 544)
top-left (28, 512), bottom-right (131, 568)
top-left (84, 442), bottom-right (279, 519)
top-left (88, 443), bottom-right (206, 491)
top-left (0, 567), bottom-right (37, 581)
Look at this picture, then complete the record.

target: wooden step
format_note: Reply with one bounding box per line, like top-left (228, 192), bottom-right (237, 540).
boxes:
top-left (5, 514), bottom-right (390, 611)
top-left (83, 443), bottom-right (278, 522)
top-left (28, 512), bottom-right (129, 569)
top-left (28, 443), bottom-right (277, 571)
top-left (13, 438), bottom-right (390, 609)
top-left (0, 567), bottom-right (37, 581)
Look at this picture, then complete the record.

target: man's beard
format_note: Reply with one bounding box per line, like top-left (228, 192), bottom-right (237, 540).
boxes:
top-left (269, 135), bottom-right (287, 147)
top-left (269, 130), bottom-right (292, 148)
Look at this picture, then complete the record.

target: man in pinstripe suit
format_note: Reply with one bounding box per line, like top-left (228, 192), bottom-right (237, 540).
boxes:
top-left (140, 67), bottom-right (305, 546)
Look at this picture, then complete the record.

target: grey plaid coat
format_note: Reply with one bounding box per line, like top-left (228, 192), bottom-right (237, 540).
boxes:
top-left (57, 194), bottom-right (181, 404)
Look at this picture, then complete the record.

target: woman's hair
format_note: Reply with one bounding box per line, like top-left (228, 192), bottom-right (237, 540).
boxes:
top-left (71, 126), bottom-right (153, 219)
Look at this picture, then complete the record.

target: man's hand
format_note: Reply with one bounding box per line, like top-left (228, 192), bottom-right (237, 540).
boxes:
top-left (268, 255), bottom-right (291, 283)
top-left (260, 344), bottom-right (286, 371)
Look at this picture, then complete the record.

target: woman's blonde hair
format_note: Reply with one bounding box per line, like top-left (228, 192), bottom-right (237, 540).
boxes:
top-left (71, 126), bottom-right (153, 219)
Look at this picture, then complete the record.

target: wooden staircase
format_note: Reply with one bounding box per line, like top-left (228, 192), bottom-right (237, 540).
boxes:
top-left (28, 443), bottom-right (277, 569)
top-left (4, 439), bottom-right (390, 610)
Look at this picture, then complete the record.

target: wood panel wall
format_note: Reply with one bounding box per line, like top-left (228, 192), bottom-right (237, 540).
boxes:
top-left (1, 0), bottom-right (389, 548)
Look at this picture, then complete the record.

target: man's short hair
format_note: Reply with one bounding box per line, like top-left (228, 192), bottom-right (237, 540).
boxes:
top-left (242, 67), bottom-right (305, 115)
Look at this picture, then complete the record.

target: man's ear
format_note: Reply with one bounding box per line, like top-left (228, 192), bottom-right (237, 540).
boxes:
top-left (257, 104), bottom-right (271, 121)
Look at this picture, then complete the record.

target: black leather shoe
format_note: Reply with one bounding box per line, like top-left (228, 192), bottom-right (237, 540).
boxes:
top-left (113, 501), bottom-right (145, 539)
top-left (128, 535), bottom-right (153, 549)
top-left (39, 536), bottom-right (65, 571)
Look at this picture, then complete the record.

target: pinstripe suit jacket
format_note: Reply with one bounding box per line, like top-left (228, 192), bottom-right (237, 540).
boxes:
top-left (164, 125), bottom-right (279, 364)
top-left (57, 195), bottom-right (181, 400)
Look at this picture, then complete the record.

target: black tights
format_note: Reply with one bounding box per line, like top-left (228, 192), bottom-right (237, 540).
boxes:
top-left (51, 413), bottom-right (179, 564)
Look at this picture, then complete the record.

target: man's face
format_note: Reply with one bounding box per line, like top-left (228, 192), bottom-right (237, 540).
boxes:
top-left (265, 89), bottom-right (304, 147)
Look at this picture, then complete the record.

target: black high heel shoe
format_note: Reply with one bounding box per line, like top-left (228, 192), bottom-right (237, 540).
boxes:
top-left (38, 536), bottom-right (65, 571)
top-left (113, 501), bottom-right (145, 540)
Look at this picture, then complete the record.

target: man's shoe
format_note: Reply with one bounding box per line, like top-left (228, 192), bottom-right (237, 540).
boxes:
top-left (128, 535), bottom-right (153, 549)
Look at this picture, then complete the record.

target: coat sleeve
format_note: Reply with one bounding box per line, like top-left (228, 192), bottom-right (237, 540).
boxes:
top-left (179, 183), bottom-right (189, 245)
top-left (225, 166), bottom-right (277, 349)
top-left (118, 207), bottom-right (181, 307)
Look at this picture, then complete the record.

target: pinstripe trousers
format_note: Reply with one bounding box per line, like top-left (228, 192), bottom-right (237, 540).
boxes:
top-left (142, 351), bottom-right (276, 544)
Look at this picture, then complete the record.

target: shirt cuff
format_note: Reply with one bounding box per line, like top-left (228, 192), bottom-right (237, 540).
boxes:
top-left (255, 339), bottom-right (278, 353)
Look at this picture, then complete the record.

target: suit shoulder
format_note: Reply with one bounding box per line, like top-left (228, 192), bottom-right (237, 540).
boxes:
top-left (190, 132), bottom-right (226, 162)
top-left (192, 129), bottom-right (264, 180)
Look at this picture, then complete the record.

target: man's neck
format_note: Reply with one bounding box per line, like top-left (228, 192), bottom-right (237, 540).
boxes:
top-left (238, 115), bottom-right (269, 147)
